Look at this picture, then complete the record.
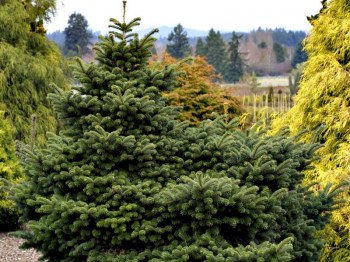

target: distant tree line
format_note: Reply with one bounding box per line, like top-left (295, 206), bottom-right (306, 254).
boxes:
top-left (166, 24), bottom-right (246, 83)
top-left (271, 28), bottom-right (306, 47)
top-left (250, 28), bottom-right (306, 54)
top-left (48, 19), bottom-right (307, 78)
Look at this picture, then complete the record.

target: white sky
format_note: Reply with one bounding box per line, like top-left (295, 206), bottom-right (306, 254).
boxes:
top-left (46, 0), bottom-right (323, 33)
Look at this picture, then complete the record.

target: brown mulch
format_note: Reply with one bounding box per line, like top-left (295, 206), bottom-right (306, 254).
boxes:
top-left (0, 232), bottom-right (42, 262)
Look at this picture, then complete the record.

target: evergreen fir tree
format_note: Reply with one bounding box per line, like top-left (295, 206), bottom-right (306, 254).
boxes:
top-left (205, 29), bottom-right (227, 77)
top-left (166, 23), bottom-right (192, 59)
top-left (272, 0), bottom-right (350, 260)
top-left (273, 42), bottom-right (286, 63)
top-left (224, 31), bottom-right (245, 83)
top-left (64, 12), bottom-right (93, 56)
top-left (291, 41), bottom-right (308, 68)
top-left (195, 37), bottom-right (206, 56)
top-left (15, 2), bottom-right (340, 261)
top-left (0, 0), bottom-right (69, 146)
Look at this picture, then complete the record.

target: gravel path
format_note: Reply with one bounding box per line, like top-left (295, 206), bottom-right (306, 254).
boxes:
top-left (0, 232), bottom-right (42, 262)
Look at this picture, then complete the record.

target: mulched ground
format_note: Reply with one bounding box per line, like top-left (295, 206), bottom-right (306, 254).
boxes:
top-left (0, 232), bottom-right (42, 262)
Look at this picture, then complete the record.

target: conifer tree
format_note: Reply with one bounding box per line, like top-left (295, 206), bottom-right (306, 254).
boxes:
top-left (15, 2), bottom-right (340, 261)
top-left (205, 29), bottom-right (227, 77)
top-left (291, 41), bottom-right (308, 68)
top-left (195, 37), bottom-right (206, 56)
top-left (0, 0), bottom-right (68, 146)
top-left (64, 12), bottom-right (93, 56)
top-left (272, 0), bottom-right (350, 260)
top-left (273, 42), bottom-right (286, 63)
top-left (166, 23), bottom-right (192, 59)
top-left (224, 31), bottom-right (245, 83)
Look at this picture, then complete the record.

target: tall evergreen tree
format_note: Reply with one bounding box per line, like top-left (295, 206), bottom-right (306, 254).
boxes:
top-left (64, 12), bottom-right (93, 56)
top-left (166, 23), bottom-right (192, 59)
top-left (291, 40), bottom-right (308, 68)
top-left (272, 0), bottom-right (350, 260)
top-left (15, 2), bottom-right (339, 261)
top-left (224, 31), bottom-right (245, 83)
top-left (273, 42), bottom-right (286, 63)
top-left (205, 29), bottom-right (227, 77)
top-left (0, 0), bottom-right (68, 146)
top-left (195, 37), bottom-right (206, 56)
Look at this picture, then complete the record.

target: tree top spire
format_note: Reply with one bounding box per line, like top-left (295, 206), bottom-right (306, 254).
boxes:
top-left (122, 0), bottom-right (127, 24)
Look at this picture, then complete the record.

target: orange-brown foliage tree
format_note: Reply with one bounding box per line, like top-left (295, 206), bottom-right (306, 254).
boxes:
top-left (151, 53), bottom-right (244, 125)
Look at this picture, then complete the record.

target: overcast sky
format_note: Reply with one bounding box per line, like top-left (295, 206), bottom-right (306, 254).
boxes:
top-left (46, 0), bottom-right (323, 33)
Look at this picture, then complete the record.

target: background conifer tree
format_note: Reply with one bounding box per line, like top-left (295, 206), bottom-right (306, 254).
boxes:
top-left (204, 29), bottom-right (227, 79)
top-left (64, 12), bottom-right (93, 56)
top-left (166, 23), bottom-right (192, 59)
top-left (224, 31), bottom-right (245, 83)
top-left (0, 0), bottom-right (68, 147)
top-left (273, 42), bottom-right (286, 63)
top-left (195, 37), bottom-right (206, 56)
top-left (15, 2), bottom-right (340, 261)
top-left (291, 41), bottom-right (308, 68)
top-left (272, 0), bottom-right (350, 260)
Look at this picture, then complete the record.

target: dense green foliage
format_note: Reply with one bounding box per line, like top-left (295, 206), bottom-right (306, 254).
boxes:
top-left (272, 0), bottom-right (350, 260)
top-left (64, 12), bottom-right (93, 56)
top-left (166, 24), bottom-right (192, 59)
top-left (0, 113), bottom-right (22, 231)
top-left (15, 6), bottom-right (339, 262)
top-left (224, 32), bottom-right (245, 83)
top-left (0, 0), bottom-right (68, 147)
top-left (22, 0), bottom-right (56, 34)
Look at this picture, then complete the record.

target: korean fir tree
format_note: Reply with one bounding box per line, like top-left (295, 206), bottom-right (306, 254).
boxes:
top-left (272, 0), bottom-right (350, 260)
top-left (15, 1), bottom-right (340, 261)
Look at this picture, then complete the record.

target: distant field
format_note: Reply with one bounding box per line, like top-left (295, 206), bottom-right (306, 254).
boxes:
top-left (223, 76), bottom-right (290, 96)
top-left (221, 76), bottom-right (289, 89)
top-left (257, 76), bottom-right (289, 87)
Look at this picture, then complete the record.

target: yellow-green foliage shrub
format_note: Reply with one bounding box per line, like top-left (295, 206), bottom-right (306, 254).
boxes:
top-left (272, 0), bottom-right (350, 260)
top-left (0, 0), bottom-right (69, 147)
top-left (0, 113), bottom-right (22, 231)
